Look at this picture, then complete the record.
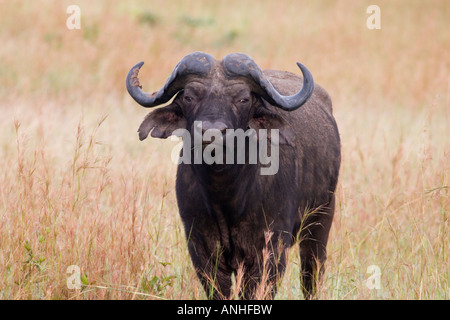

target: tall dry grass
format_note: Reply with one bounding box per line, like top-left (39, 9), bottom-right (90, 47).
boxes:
top-left (0, 0), bottom-right (448, 299)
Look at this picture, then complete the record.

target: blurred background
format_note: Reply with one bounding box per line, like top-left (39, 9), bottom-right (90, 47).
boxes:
top-left (0, 0), bottom-right (448, 299)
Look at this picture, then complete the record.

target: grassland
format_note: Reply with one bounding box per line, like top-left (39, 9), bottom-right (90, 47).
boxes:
top-left (0, 0), bottom-right (448, 299)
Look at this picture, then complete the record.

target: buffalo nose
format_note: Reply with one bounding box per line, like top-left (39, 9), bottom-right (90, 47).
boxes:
top-left (199, 121), bottom-right (229, 134)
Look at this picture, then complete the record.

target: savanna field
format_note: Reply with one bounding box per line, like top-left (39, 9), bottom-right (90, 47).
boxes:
top-left (0, 0), bottom-right (448, 299)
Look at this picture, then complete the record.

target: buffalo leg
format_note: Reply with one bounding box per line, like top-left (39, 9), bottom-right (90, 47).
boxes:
top-left (299, 196), bottom-right (335, 299)
top-left (187, 240), bottom-right (233, 299)
top-left (241, 239), bottom-right (288, 300)
top-left (197, 267), bottom-right (232, 300)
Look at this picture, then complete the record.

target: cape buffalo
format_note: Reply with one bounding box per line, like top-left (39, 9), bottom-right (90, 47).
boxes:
top-left (126, 52), bottom-right (341, 299)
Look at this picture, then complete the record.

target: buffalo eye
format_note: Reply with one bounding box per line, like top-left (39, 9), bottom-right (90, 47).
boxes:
top-left (183, 95), bottom-right (194, 104)
top-left (238, 98), bottom-right (250, 105)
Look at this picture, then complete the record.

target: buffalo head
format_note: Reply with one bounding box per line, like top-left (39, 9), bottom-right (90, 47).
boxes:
top-left (126, 52), bottom-right (314, 149)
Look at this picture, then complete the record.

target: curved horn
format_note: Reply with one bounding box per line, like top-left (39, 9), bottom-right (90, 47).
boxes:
top-left (126, 51), bottom-right (215, 108)
top-left (222, 53), bottom-right (314, 111)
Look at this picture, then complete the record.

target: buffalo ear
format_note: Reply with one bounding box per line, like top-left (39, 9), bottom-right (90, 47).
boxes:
top-left (248, 108), bottom-right (294, 145)
top-left (138, 103), bottom-right (186, 140)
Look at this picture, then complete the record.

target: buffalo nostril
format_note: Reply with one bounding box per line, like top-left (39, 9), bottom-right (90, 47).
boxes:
top-left (201, 121), bottom-right (229, 134)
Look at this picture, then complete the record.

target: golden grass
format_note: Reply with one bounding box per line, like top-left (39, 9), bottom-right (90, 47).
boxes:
top-left (0, 0), bottom-right (448, 299)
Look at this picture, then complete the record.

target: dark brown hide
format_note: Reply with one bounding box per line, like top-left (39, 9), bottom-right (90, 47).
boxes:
top-left (126, 52), bottom-right (340, 299)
